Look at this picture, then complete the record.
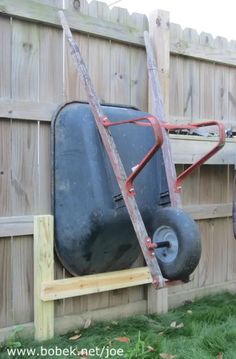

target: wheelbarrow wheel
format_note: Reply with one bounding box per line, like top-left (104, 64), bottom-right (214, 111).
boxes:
top-left (152, 207), bottom-right (201, 281)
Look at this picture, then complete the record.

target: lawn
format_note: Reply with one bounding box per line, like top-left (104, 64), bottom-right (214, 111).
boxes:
top-left (1, 292), bottom-right (236, 359)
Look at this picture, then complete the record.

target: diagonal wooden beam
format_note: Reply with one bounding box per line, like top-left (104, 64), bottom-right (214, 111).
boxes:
top-left (58, 10), bottom-right (165, 288)
top-left (144, 22), bottom-right (182, 208)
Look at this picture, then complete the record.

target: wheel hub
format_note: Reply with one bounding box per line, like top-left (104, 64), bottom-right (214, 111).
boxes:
top-left (153, 225), bottom-right (179, 263)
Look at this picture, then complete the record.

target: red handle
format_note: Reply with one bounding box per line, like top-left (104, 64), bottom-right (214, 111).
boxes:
top-left (102, 115), bottom-right (163, 196)
top-left (163, 120), bottom-right (225, 192)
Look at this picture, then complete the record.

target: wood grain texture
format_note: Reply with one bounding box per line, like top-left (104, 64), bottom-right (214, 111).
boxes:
top-left (170, 136), bottom-right (236, 165)
top-left (11, 121), bottom-right (39, 216)
top-left (64, 32), bottom-right (89, 102)
top-left (11, 20), bottom-right (39, 101)
top-left (0, 239), bottom-right (13, 328)
top-left (39, 25), bottom-right (63, 103)
top-left (127, 11), bottom-right (148, 110)
top-left (0, 0), bottom-right (145, 46)
top-left (12, 236), bottom-right (34, 324)
top-left (0, 100), bottom-right (58, 121)
top-left (169, 56), bottom-right (184, 119)
top-left (0, 216), bottom-right (33, 237)
top-left (170, 24), bottom-right (236, 67)
top-left (10, 18), bottom-right (40, 331)
top-left (11, 20), bottom-right (39, 215)
top-left (0, 120), bottom-right (12, 217)
top-left (0, 16), bottom-right (11, 98)
top-left (88, 1), bottom-right (111, 104)
top-left (182, 29), bottom-right (200, 123)
top-left (34, 215), bottom-right (54, 341)
top-left (168, 279), bottom-right (236, 309)
top-left (146, 16), bottom-right (181, 209)
top-left (227, 166), bottom-right (236, 281)
top-left (41, 267), bottom-right (152, 301)
top-left (147, 10), bottom-right (171, 311)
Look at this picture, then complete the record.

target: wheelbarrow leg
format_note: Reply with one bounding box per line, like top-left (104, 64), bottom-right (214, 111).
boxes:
top-left (58, 11), bottom-right (165, 288)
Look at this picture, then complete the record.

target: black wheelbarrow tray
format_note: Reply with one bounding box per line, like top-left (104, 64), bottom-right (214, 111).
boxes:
top-left (52, 101), bottom-right (224, 281)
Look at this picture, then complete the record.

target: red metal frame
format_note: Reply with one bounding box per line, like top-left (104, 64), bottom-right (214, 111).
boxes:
top-left (103, 117), bottom-right (225, 197)
top-left (163, 120), bottom-right (225, 192)
top-left (102, 115), bottom-right (164, 196)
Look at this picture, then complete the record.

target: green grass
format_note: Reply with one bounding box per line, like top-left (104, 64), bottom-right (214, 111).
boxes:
top-left (1, 292), bottom-right (236, 358)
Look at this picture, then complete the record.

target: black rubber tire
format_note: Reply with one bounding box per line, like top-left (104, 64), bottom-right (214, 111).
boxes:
top-left (151, 207), bottom-right (201, 280)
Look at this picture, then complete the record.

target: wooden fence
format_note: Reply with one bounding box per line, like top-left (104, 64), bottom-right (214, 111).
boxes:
top-left (0, 0), bottom-right (236, 341)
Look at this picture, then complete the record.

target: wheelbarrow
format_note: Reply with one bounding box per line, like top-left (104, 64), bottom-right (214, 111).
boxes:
top-left (52, 102), bottom-right (225, 282)
top-left (54, 12), bottom-right (226, 287)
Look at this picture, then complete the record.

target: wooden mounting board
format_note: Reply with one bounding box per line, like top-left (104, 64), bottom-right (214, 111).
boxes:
top-left (41, 267), bottom-right (152, 301)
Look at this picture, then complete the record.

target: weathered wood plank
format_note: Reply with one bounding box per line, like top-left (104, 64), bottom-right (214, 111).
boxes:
top-left (0, 300), bottom-right (147, 343)
top-left (11, 19), bottom-right (39, 101)
top-left (0, 99), bottom-right (58, 121)
top-left (110, 7), bottom-right (130, 105)
top-left (88, 2), bottom-right (111, 104)
top-left (146, 9), bottom-right (171, 313)
top-left (39, 25), bottom-right (63, 103)
top-left (181, 30), bottom-right (200, 122)
top-left (11, 121), bottom-right (39, 215)
top-left (170, 24), bottom-right (236, 67)
top-left (170, 44), bottom-right (236, 67)
top-left (0, 120), bottom-right (12, 217)
top-left (198, 169), bottom-right (215, 288)
top-left (0, 202), bottom-right (232, 238)
top-left (38, 25), bottom-right (63, 214)
top-left (170, 135), bottom-right (236, 165)
top-left (12, 236), bottom-right (34, 324)
top-left (0, 16), bottom-right (11, 98)
top-left (41, 267), bottom-right (152, 301)
top-left (198, 220), bottom-right (214, 287)
top-left (214, 65), bottom-right (229, 124)
top-left (147, 11), bottom-right (181, 209)
top-left (11, 19), bottom-right (39, 213)
top-left (227, 165), bottom-right (236, 281)
top-left (168, 279), bottom-right (236, 308)
top-left (11, 18), bottom-right (40, 328)
top-left (169, 56), bottom-right (184, 120)
top-left (213, 218), bottom-right (228, 284)
top-left (228, 67), bottom-right (236, 127)
top-left (0, 0), bottom-right (145, 47)
top-left (0, 239), bottom-right (13, 328)
top-left (0, 216), bottom-right (33, 237)
top-left (184, 203), bottom-right (232, 220)
top-left (147, 287), bottom-right (168, 314)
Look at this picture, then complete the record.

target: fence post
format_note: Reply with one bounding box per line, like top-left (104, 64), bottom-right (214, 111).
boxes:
top-left (147, 9), bottom-right (170, 314)
top-left (34, 215), bottom-right (54, 340)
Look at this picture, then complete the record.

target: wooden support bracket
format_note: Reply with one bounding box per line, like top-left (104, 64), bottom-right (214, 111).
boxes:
top-left (41, 267), bottom-right (152, 301)
top-left (33, 215), bottom-right (155, 340)
top-left (34, 215), bottom-right (54, 341)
